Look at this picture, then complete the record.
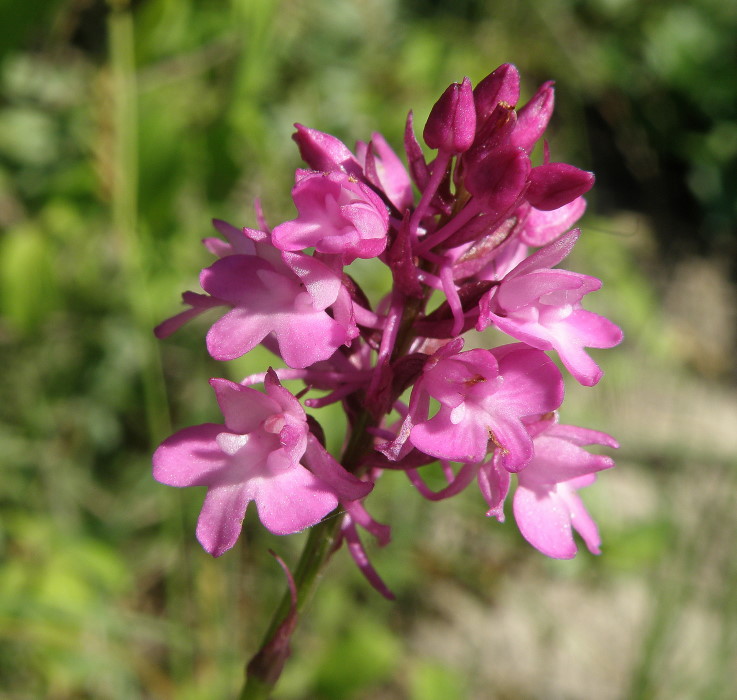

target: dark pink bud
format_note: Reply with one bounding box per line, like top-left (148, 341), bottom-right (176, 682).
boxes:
top-left (510, 81), bottom-right (555, 153)
top-left (526, 163), bottom-right (595, 211)
top-left (474, 63), bottom-right (521, 121)
top-left (462, 103), bottom-right (517, 169)
top-left (423, 77), bottom-right (476, 153)
top-left (464, 146), bottom-right (531, 217)
top-left (292, 124), bottom-right (362, 175)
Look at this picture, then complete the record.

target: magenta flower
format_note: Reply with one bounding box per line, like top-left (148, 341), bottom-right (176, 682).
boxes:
top-left (271, 169), bottom-right (390, 264)
top-left (155, 64), bottom-right (623, 626)
top-left (201, 251), bottom-right (357, 367)
top-left (513, 421), bottom-right (617, 558)
top-left (155, 221), bottom-right (358, 368)
top-left (153, 371), bottom-right (372, 556)
top-left (388, 340), bottom-right (564, 470)
top-left (478, 229), bottom-right (623, 385)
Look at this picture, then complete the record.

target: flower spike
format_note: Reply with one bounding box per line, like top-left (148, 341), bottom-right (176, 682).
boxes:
top-left (155, 63), bottom-right (621, 604)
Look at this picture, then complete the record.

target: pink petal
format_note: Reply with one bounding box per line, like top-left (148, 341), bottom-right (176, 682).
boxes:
top-left (410, 405), bottom-right (491, 463)
top-left (271, 311), bottom-right (348, 368)
top-left (292, 123), bottom-right (361, 175)
top-left (404, 110), bottom-right (430, 189)
top-left (552, 334), bottom-right (604, 386)
top-left (560, 486), bottom-right (602, 555)
top-left (153, 423), bottom-right (226, 487)
top-left (505, 228), bottom-right (580, 279)
top-left (510, 81), bottom-right (555, 153)
top-left (210, 378), bottom-right (280, 435)
top-left (302, 433), bottom-right (373, 501)
top-left (513, 485), bottom-right (578, 559)
top-left (473, 63), bottom-right (521, 119)
top-left (252, 465), bottom-right (338, 535)
top-left (523, 434), bottom-right (615, 485)
top-left (196, 481), bottom-right (252, 557)
top-left (211, 219), bottom-right (257, 255)
top-left (489, 414), bottom-right (536, 472)
top-left (566, 308), bottom-right (624, 349)
top-left (281, 252), bottom-right (342, 311)
top-left (520, 197), bottom-right (587, 247)
top-left (368, 132), bottom-right (413, 211)
top-left (488, 344), bottom-right (564, 418)
top-left (206, 307), bottom-right (272, 361)
top-left (548, 423), bottom-right (619, 449)
top-left (495, 269), bottom-right (586, 311)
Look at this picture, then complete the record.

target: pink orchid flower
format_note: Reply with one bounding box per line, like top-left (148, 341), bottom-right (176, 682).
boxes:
top-left (153, 371), bottom-right (372, 556)
top-left (386, 340), bottom-right (564, 470)
top-left (513, 421), bottom-right (618, 558)
top-left (478, 228), bottom-right (623, 385)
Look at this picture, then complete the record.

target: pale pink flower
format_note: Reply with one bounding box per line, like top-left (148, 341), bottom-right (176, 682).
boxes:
top-left (201, 250), bottom-right (357, 368)
top-left (478, 229), bottom-right (623, 385)
top-left (385, 340), bottom-right (564, 470)
top-left (153, 371), bottom-right (372, 556)
top-left (513, 421), bottom-right (617, 558)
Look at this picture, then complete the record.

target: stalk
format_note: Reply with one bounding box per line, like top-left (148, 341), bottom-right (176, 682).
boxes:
top-left (238, 410), bottom-right (374, 699)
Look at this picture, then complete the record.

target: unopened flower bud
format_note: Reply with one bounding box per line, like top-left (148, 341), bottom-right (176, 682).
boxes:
top-left (526, 163), bottom-right (595, 211)
top-left (510, 81), bottom-right (555, 153)
top-left (463, 146), bottom-right (531, 216)
top-left (473, 63), bottom-right (521, 122)
top-left (423, 77), bottom-right (476, 153)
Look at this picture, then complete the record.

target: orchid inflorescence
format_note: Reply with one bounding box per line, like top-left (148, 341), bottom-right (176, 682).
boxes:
top-left (153, 64), bottom-right (622, 598)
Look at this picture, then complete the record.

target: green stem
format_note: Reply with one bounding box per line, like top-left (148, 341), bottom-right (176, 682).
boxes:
top-left (239, 410), bottom-right (374, 700)
top-left (239, 513), bottom-right (345, 700)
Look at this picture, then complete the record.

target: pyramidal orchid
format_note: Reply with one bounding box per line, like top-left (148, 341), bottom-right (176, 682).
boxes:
top-left (154, 64), bottom-right (621, 698)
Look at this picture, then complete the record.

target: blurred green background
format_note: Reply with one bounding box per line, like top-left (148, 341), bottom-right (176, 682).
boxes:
top-left (1, 0), bottom-right (736, 698)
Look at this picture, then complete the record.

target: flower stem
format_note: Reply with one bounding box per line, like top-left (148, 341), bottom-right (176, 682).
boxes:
top-left (238, 409), bottom-right (374, 699)
top-left (239, 511), bottom-right (345, 700)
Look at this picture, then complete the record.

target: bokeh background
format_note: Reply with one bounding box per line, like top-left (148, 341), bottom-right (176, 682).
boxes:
top-left (1, 0), bottom-right (736, 698)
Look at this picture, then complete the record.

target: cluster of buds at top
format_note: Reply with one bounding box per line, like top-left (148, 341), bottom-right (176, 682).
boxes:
top-left (153, 64), bottom-right (622, 596)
